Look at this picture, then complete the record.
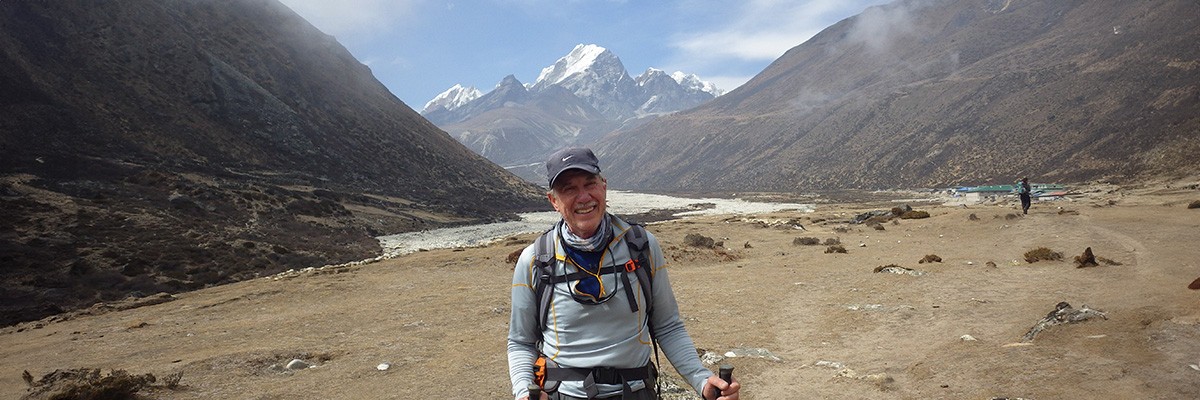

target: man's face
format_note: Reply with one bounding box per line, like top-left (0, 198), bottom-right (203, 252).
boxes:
top-left (549, 169), bottom-right (607, 238)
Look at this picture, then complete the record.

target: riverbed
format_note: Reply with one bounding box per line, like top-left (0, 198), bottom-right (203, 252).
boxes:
top-left (376, 191), bottom-right (814, 256)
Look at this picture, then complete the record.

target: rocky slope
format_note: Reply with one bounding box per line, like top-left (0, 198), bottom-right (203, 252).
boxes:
top-left (597, 0), bottom-right (1200, 192)
top-left (0, 0), bottom-right (545, 326)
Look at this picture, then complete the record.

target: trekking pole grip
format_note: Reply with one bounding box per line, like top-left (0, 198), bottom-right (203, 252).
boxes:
top-left (719, 364), bottom-right (734, 384)
top-left (527, 383), bottom-right (542, 400)
top-left (710, 364), bottom-right (733, 399)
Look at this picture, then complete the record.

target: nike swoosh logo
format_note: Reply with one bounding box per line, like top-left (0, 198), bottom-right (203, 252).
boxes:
top-left (562, 155), bottom-right (574, 162)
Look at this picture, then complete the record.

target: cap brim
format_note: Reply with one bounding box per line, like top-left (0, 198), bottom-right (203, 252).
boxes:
top-left (549, 165), bottom-right (600, 188)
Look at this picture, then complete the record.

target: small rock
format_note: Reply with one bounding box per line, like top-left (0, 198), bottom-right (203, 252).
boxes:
top-left (377, 362), bottom-right (392, 371)
top-left (960, 334), bottom-right (978, 341)
top-left (814, 360), bottom-right (845, 369)
top-left (1020, 302), bottom-right (1107, 343)
top-left (267, 364), bottom-right (286, 373)
top-left (873, 265), bottom-right (927, 276)
top-left (700, 351), bottom-right (725, 366)
top-left (286, 359), bottom-right (310, 370)
top-left (724, 347), bottom-right (783, 362)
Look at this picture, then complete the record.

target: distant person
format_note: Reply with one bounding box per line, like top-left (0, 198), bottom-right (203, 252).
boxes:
top-left (1018, 177), bottom-right (1032, 214)
top-left (508, 147), bottom-right (739, 400)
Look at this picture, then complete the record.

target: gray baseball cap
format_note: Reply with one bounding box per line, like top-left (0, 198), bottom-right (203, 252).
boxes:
top-left (546, 147), bottom-right (601, 188)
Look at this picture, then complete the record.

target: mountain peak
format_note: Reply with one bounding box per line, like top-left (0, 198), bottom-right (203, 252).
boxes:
top-left (670, 71), bottom-right (725, 97)
top-left (422, 84), bottom-right (482, 113)
top-left (496, 74), bottom-right (523, 89)
top-left (534, 44), bottom-right (624, 88)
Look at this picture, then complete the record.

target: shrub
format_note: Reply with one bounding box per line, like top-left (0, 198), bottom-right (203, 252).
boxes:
top-left (1188, 200), bottom-right (1200, 209)
top-left (823, 237), bottom-right (841, 245)
top-left (873, 264), bottom-right (905, 273)
top-left (865, 215), bottom-right (891, 224)
top-left (900, 210), bottom-right (930, 219)
top-left (793, 237), bottom-right (820, 246)
top-left (1024, 247), bottom-right (1063, 263)
top-left (684, 233), bottom-right (715, 248)
top-left (824, 245), bottom-right (847, 254)
top-left (919, 254), bottom-right (942, 263)
top-left (22, 368), bottom-right (159, 400)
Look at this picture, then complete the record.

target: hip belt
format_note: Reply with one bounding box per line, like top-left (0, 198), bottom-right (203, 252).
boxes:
top-left (539, 360), bottom-right (657, 399)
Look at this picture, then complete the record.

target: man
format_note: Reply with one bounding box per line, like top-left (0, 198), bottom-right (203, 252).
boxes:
top-left (508, 148), bottom-right (740, 400)
top-left (1018, 177), bottom-right (1032, 215)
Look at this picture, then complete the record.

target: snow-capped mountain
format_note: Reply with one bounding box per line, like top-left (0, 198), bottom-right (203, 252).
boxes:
top-left (671, 71), bottom-right (725, 97)
top-left (420, 44), bottom-right (722, 183)
top-left (529, 44), bottom-right (639, 121)
top-left (421, 84), bottom-right (481, 113)
top-left (533, 44), bottom-right (627, 88)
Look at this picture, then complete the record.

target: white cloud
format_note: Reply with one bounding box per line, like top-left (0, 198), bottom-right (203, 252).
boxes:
top-left (846, 1), bottom-right (918, 52)
top-left (701, 74), bottom-right (756, 93)
top-left (277, 0), bottom-right (424, 38)
top-left (670, 0), bottom-right (888, 63)
top-left (675, 30), bottom-right (823, 61)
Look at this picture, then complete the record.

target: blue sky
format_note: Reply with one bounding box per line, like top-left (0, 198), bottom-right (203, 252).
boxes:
top-left (277, 0), bottom-right (893, 110)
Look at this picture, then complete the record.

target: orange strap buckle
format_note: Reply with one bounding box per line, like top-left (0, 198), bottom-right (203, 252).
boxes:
top-left (624, 259), bottom-right (638, 272)
top-left (534, 356), bottom-right (547, 386)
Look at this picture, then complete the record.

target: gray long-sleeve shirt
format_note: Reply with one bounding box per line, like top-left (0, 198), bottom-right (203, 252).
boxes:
top-left (507, 216), bottom-right (712, 399)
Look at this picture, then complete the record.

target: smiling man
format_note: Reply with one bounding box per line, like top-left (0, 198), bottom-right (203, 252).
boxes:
top-left (507, 148), bottom-right (740, 400)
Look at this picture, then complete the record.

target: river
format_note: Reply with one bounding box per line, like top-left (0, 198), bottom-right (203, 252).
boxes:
top-left (376, 191), bottom-right (814, 256)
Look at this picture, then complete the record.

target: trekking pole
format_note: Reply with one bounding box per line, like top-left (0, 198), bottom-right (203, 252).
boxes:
top-left (527, 383), bottom-right (542, 400)
top-left (710, 364), bottom-right (734, 398)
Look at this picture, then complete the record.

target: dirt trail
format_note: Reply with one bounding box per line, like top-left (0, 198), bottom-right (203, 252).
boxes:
top-left (3, 186), bottom-right (1199, 399)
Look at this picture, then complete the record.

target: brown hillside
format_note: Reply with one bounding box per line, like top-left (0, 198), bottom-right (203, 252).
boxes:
top-left (0, 0), bottom-right (545, 326)
top-left (598, 0), bottom-right (1200, 192)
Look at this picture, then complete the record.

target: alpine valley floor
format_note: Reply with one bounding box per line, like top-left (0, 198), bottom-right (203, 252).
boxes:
top-left (3, 179), bottom-right (1200, 399)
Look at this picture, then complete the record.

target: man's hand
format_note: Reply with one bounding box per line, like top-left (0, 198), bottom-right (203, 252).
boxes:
top-left (702, 374), bottom-right (740, 400)
top-left (518, 392), bottom-right (549, 400)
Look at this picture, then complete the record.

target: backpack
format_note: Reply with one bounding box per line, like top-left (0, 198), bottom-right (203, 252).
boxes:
top-left (532, 222), bottom-right (654, 329)
top-left (530, 222), bottom-right (660, 398)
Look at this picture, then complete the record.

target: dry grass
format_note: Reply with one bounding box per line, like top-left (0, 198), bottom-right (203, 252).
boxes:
top-left (19, 368), bottom-right (172, 400)
top-left (824, 245), bottom-right (848, 254)
top-left (793, 237), bottom-right (820, 246)
top-left (1024, 247), bottom-right (1063, 263)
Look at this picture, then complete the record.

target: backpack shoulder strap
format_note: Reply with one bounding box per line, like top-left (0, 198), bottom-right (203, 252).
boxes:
top-left (532, 227), bottom-right (557, 343)
top-left (622, 223), bottom-right (663, 397)
top-left (623, 223), bottom-right (655, 322)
